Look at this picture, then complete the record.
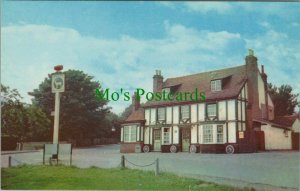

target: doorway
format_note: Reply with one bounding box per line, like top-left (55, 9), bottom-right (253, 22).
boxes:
top-left (181, 127), bottom-right (191, 152)
top-left (153, 129), bottom-right (161, 151)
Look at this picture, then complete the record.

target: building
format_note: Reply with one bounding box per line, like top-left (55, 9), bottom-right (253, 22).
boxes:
top-left (120, 51), bottom-right (300, 153)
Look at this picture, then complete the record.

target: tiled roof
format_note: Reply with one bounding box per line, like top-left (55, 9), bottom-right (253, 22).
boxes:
top-left (254, 118), bottom-right (292, 130)
top-left (272, 114), bottom-right (300, 127)
top-left (124, 108), bottom-right (145, 123)
top-left (144, 65), bottom-right (247, 107)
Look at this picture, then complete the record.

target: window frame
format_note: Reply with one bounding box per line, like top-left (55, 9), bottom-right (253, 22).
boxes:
top-left (157, 107), bottom-right (166, 122)
top-left (203, 124), bottom-right (213, 143)
top-left (216, 125), bottom-right (223, 143)
top-left (180, 105), bottom-right (190, 120)
top-left (123, 125), bottom-right (137, 143)
top-left (211, 80), bottom-right (222, 91)
top-left (163, 128), bottom-right (170, 144)
top-left (207, 104), bottom-right (217, 117)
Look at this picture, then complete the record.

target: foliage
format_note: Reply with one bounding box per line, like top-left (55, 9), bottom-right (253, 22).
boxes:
top-left (1, 165), bottom-right (254, 191)
top-left (1, 84), bottom-right (51, 142)
top-left (268, 83), bottom-right (299, 116)
top-left (120, 103), bottom-right (133, 121)
top-left (25, 104), bottom-right (51, 141)
top-left (1, 84), bottom-right (27, 141)
top-left (29, 70), bottom-right (110, 145)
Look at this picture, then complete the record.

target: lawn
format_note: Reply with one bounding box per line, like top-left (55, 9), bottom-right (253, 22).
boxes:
top-left (1, 165), bottom-right (255, 190)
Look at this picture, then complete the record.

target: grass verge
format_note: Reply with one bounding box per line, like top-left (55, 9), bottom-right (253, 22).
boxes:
top-left (1, 165), bottom-right (255, 190)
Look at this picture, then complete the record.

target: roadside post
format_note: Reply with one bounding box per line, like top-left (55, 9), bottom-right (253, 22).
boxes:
top-left (52, 65), bottom-right (65, 144)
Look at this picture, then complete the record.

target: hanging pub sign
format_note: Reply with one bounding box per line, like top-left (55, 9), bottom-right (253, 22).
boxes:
top-left (52, 73), bottom-right (65, 93)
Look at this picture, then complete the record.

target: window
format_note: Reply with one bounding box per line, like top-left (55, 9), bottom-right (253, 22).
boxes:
top-left (124, 126), bottom-right (130, 142)
top-left (211, 80), bottom-right (222, 91)
top-left (181, 105), bottom-right (190, 120)
top-left (207, 104), bottom-right (217, 117)
top-left (163, 128), bottom-right (170, 144)
top-left (203, 124), bottom-right (213, 143)
top-left (123, 125), bottom-right (137, 142)
top-left (157, 108), bottom-right (166, 121)
top-left (162, 88), bottom-right (170, 94)
top-left (217, 125), bottom-right (223, 143)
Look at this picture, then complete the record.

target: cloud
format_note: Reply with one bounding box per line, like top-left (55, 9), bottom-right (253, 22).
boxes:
top-left (184, 2), bottom-right (233, 14)
top-left (2, 23), bottom-right (299, 114)
top-left (246, 29), bottom-right (300, 96)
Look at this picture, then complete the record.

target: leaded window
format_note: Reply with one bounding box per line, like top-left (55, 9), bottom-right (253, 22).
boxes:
top-left (207, 104), bottom-right (217, 117)
top-left (211, 80), bottom-right (222, 91)
top-left (158, 108), bottom-right (166, 121)
top-left (181, 105), bottom-right (190, 120)
top-left (217, 125), bottom-right (223, 143)
top-left (203, 124), bottom-right (213, 143)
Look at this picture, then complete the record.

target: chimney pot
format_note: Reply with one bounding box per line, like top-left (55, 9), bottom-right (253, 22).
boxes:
top-left (153, 70), bottom-right (163, 93)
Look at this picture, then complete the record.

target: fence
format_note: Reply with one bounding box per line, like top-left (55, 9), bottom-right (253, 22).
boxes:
top-left (120, 155), bottom-right (160, 176)
top-left (7, 156), bottom-right (34, 167)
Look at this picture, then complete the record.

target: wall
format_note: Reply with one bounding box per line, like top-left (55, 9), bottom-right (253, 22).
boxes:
top-left (292, 119), bottom-right (300, 133)
top-left (261, 124), bottom-right (292, 150)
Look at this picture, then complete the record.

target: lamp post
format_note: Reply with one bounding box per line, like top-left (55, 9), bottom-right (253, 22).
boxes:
top-left (52, 65), bottom-right (64, 144)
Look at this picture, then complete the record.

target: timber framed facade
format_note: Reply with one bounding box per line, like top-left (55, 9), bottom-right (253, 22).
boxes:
top-left (120, 51), bottom-right (299, 154)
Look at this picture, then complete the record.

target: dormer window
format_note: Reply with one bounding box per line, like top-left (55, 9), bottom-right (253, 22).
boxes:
top-left (162, 88), bottom-right (170, 94)
top-left (211, 80), bottom-right (222, 91)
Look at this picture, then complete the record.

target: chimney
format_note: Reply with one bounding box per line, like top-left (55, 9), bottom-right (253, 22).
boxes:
top-left (245, 49), bottom-right (259, 152)
top-left (245, 49), bottom-right (258, 70)
top-left (132, 92), bottom-right (140, 112)
top-left (261, 65), bottom-right (269, 120)
top-left (153, 70), bottom-right (163, 93)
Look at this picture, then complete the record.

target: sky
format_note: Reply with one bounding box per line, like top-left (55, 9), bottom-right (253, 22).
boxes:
top-left (2, 2), bottom-right (300, 114)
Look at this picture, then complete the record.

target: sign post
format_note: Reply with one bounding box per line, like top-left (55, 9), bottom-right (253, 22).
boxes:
top-left (52, 65), bottom-right (64, 144)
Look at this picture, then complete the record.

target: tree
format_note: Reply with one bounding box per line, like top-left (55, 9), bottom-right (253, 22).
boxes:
top-left (25, 104), bottom-right (51, 141)
top-left (268, 83), bottom-right (299, 116)
top-left (1, 84), bottom-right (27, 142)
top-left (29, 70), bottom-right (110, 146)
top-left (1, 84), bottom-right (51, 145)
top-left (120, 104), bottom-right (133, 121)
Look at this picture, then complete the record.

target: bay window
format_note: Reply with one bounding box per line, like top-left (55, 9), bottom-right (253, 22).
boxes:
top-left (217, 125), bottom-right (223, 143)
top-left (123, 125), bottom-right (137, 142)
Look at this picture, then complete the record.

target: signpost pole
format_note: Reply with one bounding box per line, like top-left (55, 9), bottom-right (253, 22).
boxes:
top-left (53, 91), bottom-right (60, 144)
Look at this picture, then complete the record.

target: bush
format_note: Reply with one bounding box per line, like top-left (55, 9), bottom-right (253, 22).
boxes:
top-left (1, 136), bottom-right (18, 151)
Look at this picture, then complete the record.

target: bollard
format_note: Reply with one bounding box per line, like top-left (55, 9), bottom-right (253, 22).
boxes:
top-left (8, 156), bottom-right (12, 167)
top-left (121, 155), bottom-right (125, 169)
top-left (155, 158), bottom-right (159, 176)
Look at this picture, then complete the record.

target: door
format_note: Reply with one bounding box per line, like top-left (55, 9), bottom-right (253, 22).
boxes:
top-left (181, 128), bottom-right (190, 152)
top-left (153, 129), bottom-right (161, 151)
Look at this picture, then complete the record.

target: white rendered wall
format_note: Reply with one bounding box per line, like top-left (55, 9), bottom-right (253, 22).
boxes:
top-left (166, 107), bottom-right (172, 124)
top-left (218, 101), bottom-right (226, 120)
top-left (145, 109), bottom-right (150, 125)
top-left (150, 108), bottom-right (156, 125)
top-left (173, 106), bottom-right (179, 124)
top-left (227, 100), bottom-right (236, 120)
top-left (198, 104), bottom-right (205, 121)
top-left (173, 126), bottom-right (179, 144)
top-left (191, 104), bottom-right (197, 123)
top-left (228, 122), bottom-right (236, 143)
top-left (262, 125), bottom-right (292, 150)
top-left (191, 124), bottom-right (197, 144)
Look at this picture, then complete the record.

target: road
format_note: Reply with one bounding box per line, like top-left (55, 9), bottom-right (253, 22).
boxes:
top-left (2, 144), bottom-right (299, 191)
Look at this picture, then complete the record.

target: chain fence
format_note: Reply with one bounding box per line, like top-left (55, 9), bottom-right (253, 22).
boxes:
top-left (121, 155), bottom-right (160, 176)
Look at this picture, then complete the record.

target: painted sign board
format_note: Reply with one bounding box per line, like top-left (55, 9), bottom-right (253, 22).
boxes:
top-left (52, 73), bottom-right (65, 93)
